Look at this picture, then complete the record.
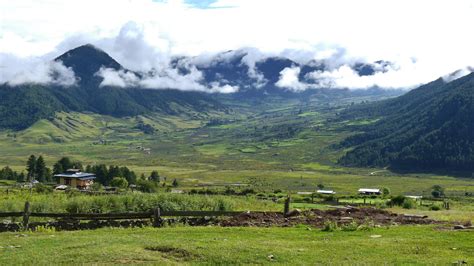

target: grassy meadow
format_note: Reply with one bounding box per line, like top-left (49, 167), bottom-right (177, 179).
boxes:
top-left (0, 226), bottom-right (472, 264)
top-left (1, 101), bottom-right (473, 197)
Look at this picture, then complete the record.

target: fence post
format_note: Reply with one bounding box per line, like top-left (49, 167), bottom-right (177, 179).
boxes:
top-left (153, 207), bottom-right (161, 227)
top-left (283, 197), bottom-right (290, 216)
top-left (22, 201), bottom-right (30, 230)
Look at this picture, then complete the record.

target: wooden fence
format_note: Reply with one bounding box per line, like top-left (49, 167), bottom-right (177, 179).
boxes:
top-left (0, 198), bottom-right (291, 230)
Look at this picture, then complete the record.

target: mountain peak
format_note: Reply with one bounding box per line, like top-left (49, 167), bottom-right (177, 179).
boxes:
top-left (55, 44), bottom-right (123, 85)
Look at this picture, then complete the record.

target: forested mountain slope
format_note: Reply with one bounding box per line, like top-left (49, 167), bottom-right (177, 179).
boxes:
top-left (339, 72), bottom-right (474, 171)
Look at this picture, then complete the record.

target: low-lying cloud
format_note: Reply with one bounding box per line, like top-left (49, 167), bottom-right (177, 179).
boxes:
top-left (95, 66), bottom-right (238, 93)
top-left (0, 54), bottom-right (76, 86)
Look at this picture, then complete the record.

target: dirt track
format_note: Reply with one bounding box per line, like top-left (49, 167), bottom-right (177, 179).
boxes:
top-left (220, 207), bottom-right (437, 227)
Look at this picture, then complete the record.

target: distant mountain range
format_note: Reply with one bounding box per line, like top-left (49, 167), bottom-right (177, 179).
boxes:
top-left (339, 72), bottom-right (474, 171)
top-left (0, 44), bottom-right (399, 130)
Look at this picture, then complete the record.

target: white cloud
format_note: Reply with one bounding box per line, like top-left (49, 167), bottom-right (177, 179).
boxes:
top-left (275, 67), bottom-right (308, 92)
top-left (0, 54), bottom-right (77, 86)
top-left (95, 64), bottom-right (239, 93)
top-left (0, 0), bottom-right (473, 90)
top-left (96, 67), bottom-right (140, 88)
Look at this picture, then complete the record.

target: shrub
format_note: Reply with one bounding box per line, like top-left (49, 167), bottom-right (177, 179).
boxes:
top-left (341, 221), bottom-right (358, 231)
top-left (429, 205), bottom-right (441, 211)
top-left (321, 221), bottom-right (338, 232)
top-left (390, 195), bottom-right (406, 206)
top-left (90, 182), bottom-right (103, 191)
top-left (431, 185), bottom-right (445, 198)
top-left (110, 177), bottom-right (128, 189)
top-left (323, 195), bottom-right (336, 202)
top-left (402, 199), bottom-right (416, 209)
top-left (136, 180), bottom-right (159, 193)
top-left (34, 183), bottom-right (53, 194)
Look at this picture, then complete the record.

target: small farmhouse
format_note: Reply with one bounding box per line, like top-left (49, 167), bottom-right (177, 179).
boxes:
top-left (317, 190), bottom-right (336, 195)
top-left (358, 188), bottom-right (381, 195)
top-left (54, 169), bottom-right (96, 189)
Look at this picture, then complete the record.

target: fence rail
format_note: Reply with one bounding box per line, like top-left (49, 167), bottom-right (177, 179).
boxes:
top-left (0, 201), bottom-right (261, 230)
top-left (0, 198), bottom-right (292, 230)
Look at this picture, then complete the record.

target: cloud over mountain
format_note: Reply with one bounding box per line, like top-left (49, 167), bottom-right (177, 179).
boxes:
top-left (1, 0), bottom-right (473, 91)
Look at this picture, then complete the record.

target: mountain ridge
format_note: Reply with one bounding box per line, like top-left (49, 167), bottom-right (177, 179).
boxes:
top-left (339, 72), bottom-right (474, 171)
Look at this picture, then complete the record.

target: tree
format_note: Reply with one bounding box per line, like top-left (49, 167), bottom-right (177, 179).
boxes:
top-left (17, 172), bottom-right (26, 182)
top-left (110, 177), bottom-right (128, 189)
top-left (120, 166), bottom-right (137, 184)
top-left (431, 185), bottom-right (445, 198)
top-left (172, 178), bottom-right (179, 187)
top-left (26, 155), bottom-right (37, 182)
top-left (317, 183), bottom-right (325, 190)
top-left (53, 162), bottom-right (64, 175)
top-left (35, 155), bottom-right (47, 182)
top-left (149, 170), bottom-right (160, 182)
top-left (0, 166), bottom-right (15, 180)
top-left (92, 164), bottom-right (109, 185)
top-left (57, 157), bottom-right (73, 171)
top-left (108, 165), bottom-right (121, 182)
top-left (382, 187), bottom-right (391, 197)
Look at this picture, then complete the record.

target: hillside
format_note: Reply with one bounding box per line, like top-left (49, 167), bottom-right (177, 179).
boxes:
top-left (339, 72), bottom-right (474, 171)
top-left (0, 45), bottom-right (224, 130)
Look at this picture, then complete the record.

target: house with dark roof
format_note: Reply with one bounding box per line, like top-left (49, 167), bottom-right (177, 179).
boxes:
top-left (54, 169), bottom-right (96, 189)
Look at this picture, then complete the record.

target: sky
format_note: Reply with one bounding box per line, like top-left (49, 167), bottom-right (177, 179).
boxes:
top-left (0, 0), bottom-right (473, 91)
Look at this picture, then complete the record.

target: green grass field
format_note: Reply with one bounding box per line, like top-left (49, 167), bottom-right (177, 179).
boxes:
top-left (1, 106), bottom-right (472, 196)
top-left (0, 226), bottom-right (472, 264)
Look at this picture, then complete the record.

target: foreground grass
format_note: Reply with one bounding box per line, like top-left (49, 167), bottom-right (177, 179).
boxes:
top-left (0, 225), bottom-right (472, 264)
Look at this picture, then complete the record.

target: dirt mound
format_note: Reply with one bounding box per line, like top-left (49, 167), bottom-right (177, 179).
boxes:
top-left (220, 207), bottom-right (437, 227)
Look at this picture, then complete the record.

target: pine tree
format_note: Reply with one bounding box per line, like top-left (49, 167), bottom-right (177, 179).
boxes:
top-left (26, 155), bottom-right (37, 182)
top-left (172, 178), bottom-right (178, 187)
top-left (57, 157), bottom-right (73, 171)
top-left (35, 155), bottom-right (47, 182)
top-left (17, 172), bottom-right (26, 182)
top-left (53, 162), bottom-right (64, 175)
top-left (149, 170), bottom-right (160, 182)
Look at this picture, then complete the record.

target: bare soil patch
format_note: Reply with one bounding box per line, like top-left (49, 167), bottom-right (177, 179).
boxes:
top-left (220, 207), bottom-right (438, 227)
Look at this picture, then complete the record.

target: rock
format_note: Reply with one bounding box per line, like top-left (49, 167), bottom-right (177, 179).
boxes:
top-left (286, 209), bottom-right (302, 217)
top-left (454, 225), bottom-right (466, 230)
top-left (267, 254), bottom-right (275, 260)
top-left (340, 217), bottom-right (353, 221)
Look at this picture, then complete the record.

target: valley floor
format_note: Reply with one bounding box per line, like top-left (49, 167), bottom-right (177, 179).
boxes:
top-left (0, 225), bottom-right (472, 264)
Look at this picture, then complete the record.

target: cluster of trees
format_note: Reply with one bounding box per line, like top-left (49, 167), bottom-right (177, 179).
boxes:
top-left (0, 166), bottom-right (25, 182)
top-left (26, 155), bottom-right (52, 182)
top-left (1, 155), bottom-right (180, 190)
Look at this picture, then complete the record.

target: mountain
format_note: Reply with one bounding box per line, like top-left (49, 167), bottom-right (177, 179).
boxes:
top-left (338, 72), bottom-right (474, 171)
top-left (171, 49), bottom-right (393, 97)
top-left (0, 44), bottom-right (224, 130)
top-left (0, 44), bottom-right (400, 131)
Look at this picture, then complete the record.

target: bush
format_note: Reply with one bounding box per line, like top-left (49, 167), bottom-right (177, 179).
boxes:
top-left (390, 195), bottom-right (406, 206)
top-left (402, 199), bottom-right (416, 209)
top-left (341, 221), bottom-right (358, 231)
top-left (136, 180), bottom-right (159, 193)
top-left (429, 205), bottom-right (441, 211)
top-left (110, 177), bottom-right (128, 189)
top-left (321, 221), bottom-right (338, 232)
top-left (90, 182), bottom-right (103, 191)
top-left (431, 185), bottom-right (445, 198)
top-left (34, 183), bottom-right (53, 193)
top-left (323, 195), bottom-right (336, 202)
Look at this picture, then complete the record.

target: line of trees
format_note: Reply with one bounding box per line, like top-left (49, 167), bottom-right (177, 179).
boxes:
top-left (0, 155), bottom-right (180, 190)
